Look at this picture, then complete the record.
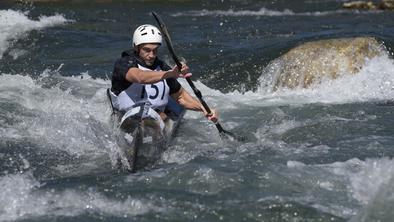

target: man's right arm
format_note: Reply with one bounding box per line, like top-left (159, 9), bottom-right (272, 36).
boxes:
top-left (125, 68), bottom-right (172, 84)
top-left (125, 64), bottom-right (191, 84)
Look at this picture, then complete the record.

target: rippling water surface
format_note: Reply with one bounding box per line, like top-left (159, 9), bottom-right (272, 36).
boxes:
top-left (1, 0), bottom-right (394, 221)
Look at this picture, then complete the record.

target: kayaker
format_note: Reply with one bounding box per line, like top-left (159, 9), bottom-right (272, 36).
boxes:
top-left (109, 24), bottom-right (218, 122)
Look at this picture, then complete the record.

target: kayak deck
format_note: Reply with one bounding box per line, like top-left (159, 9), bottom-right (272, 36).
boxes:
top-left (111, 97), bottom-right (185, 172)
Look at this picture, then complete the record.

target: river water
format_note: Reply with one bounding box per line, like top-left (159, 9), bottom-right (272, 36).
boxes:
top-left (1, 0), bottom-right (394, 221)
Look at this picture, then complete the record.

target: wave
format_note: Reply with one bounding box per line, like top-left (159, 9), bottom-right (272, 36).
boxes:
top-left (172, 7), bottom-right (379, 17)
top-left (348, 158), bottom-right (394, 221)
top-left (0, 173), bottom-right (160, 221)
top-left (173, 7), bottom-right (295, 17)
top-left (0, 72), bottom-right (117, 169)
top-left (0, 9), bottom-right (70, 59)
top-left (285, 157), bottom-right (394, 219)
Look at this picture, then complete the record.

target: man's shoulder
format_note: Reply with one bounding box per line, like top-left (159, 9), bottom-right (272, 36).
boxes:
top-left (115, 50), bottom-right (138, 67)
top-left (120, 49), bottom-right (134, 58)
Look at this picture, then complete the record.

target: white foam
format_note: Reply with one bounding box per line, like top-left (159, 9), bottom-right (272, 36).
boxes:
top-left (281, 158), bottom-right (394, 218)
top-left (0, 173), bottom-right (160, 221)
top-left (0, 9), bottom-right (69, 59)
top-left (0, 73), bottom-right (113, 158)
top-left (172, 7), bottom-right (377, 17)
top-left (288, 157), bottom-right (394, 207)
top-left (300, 55), bottom-right (394, 103)
top-left (319, 157), bottom-right (394, 220)
top-left (173, 7), bottom-right (295, 17)
top-left (287, 160), bottom-right (306, 168)
top-left (269, 119), bottom-right (302, 135)
top-left (348, 158), bottom-right (394, 205)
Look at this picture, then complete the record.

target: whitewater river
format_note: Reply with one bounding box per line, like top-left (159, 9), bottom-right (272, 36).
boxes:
top-left (1, 0), bottom-right (394, 221)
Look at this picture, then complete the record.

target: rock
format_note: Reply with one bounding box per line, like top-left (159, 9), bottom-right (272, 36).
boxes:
top-left (343, 1), bottom-right (377, 10)
top-left (378, 0), bottom-right (394, 9)
top-left (265, 37), bottom-right (385, 91)
top-left (343, 0), bottom-right (394, 10)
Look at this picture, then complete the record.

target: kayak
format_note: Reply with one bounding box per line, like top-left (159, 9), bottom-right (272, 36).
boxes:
top-left (107, 89), bottom-right (185, 172)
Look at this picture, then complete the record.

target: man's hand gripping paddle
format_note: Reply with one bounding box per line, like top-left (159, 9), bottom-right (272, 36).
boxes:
top-left (151, 12), bottom-right (246, 142)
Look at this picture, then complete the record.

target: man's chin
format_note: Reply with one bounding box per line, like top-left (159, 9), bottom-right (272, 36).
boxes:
top-left (146, 60), bottom-right (155, 66)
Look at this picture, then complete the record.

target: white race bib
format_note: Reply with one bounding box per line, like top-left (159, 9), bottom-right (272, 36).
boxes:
top-left (113, 64), bottom-right (170, 112)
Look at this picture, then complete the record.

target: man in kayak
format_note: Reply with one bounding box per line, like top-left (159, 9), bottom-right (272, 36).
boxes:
top-left (109, 24), bottom-right (218, 122)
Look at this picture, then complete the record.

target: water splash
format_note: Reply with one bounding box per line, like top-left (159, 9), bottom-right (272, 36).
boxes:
top-left (0, 71), bottom-right (122, 177)
top-left (0, 173), bottom-right (160, 221)
top-left (284, 157), bottom-right (394, 220)
top-left (0, 9), bottom-right (70, 59)
top-left (250, 54), bottom-right (394, 105)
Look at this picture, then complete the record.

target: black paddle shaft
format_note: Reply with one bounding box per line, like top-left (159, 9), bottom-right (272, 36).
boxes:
top-left (151, 11), bottom-right (238, 139)
top-left (151, 13), bottom-right (211, 113)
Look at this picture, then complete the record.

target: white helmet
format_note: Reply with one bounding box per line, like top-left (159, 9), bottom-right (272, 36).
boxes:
top-left (132, 24), bottom-right (162, 47)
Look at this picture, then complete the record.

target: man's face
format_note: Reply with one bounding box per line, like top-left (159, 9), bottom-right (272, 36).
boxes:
top-left (138, 43), bottom-right (160, 66)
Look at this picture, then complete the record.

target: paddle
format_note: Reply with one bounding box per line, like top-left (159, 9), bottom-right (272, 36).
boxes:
top-left (151, 12), bottom-right (245, 141)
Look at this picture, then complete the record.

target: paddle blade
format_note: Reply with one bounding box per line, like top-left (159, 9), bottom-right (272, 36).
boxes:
top-left (220, 129), bottom-right (247, 142)
top-left (215, 122), bottom-right (247, 142)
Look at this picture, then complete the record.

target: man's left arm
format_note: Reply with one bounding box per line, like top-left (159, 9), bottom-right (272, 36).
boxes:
top-left (171, 87), bottom-right (218, 122)
top-left (171, 87), bottom-right (202, 111)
